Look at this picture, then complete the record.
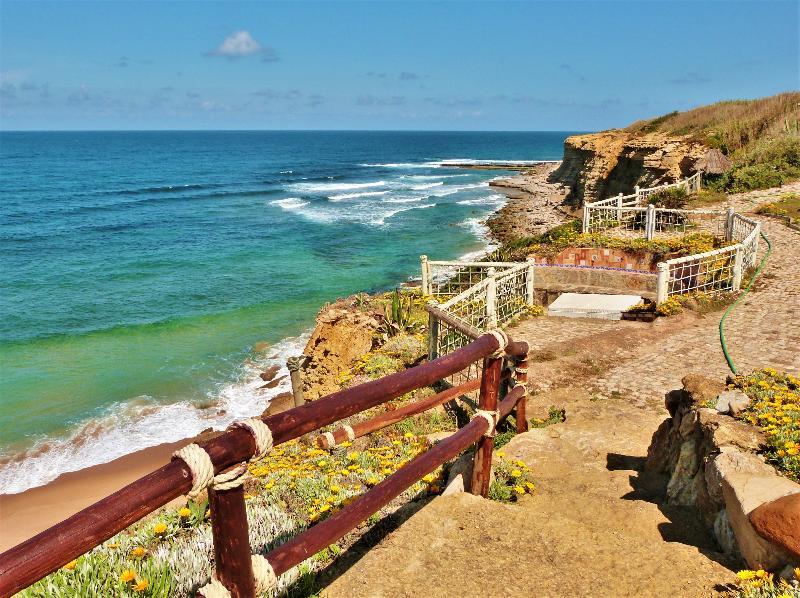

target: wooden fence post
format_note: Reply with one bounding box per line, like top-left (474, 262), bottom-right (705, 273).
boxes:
top-left (514, 353), bottom-right (529, 434)
top-left (427, 300), bottom-right (439, 361)
top-left (470, 355), bottom-right (503, 497)
top-left (486, 268), bottom-right (497, 329)
top-left (286, 357), bottom-right (305, 408)
top-left (207, 471), bottom-right (256, 598)
top-left (420, 255), bottom-right (429, 296)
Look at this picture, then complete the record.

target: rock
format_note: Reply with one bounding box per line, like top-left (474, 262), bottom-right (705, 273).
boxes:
top-left (645, 418), bottom-right (676, 472)
top-left (705, 448), bottom-right (773, 509)
top-left (446, 452), bottom-right (475, 493)
top-left (260, 375), bottom-right (286, 390)
top-left (666, 439), bottom-right (701, 506)
top-left (715, 390), bottom-right (751, 416)
top-left (678, 409), bottom-right (697, 438)
top-left (722, 472), bottom-right (800, 570)
top-left (553, 131), bottom-right (708, 204)
top-left (259, 365), bottom-right (281, 382)
top-left (682, 374), bottom-right (727, 407)
top-left (713, 509), bottom-right (740, 557)
top-left (300, 306), bottom-right (380, 401)
top-left (697, 409), bottom-right (765, 451)
top-left (260, 392), bottom-right (295, 418)
top-left (749, 493), bottom-right (800, 560)
top-left (253, 341), bottom-right (270, 352)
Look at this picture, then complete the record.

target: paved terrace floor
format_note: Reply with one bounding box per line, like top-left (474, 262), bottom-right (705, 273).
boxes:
top-left (322, 185), bottom-right (799, 597)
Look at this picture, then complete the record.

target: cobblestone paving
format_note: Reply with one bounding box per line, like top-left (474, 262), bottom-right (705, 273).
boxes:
top-left (509, 184), bottom-right (800, 405)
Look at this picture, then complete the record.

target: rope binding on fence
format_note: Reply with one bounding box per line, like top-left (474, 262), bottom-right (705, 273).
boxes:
top-left (172, 417), bottom-right (273, 498)
top-left (719, 230), bottom-right (773, 375)
top-left (474, 409), bottom-right (499, 437)
top-left (210, 462), bottom-right (249, 492)
top-left (488, 329), bottom-right (509, 358)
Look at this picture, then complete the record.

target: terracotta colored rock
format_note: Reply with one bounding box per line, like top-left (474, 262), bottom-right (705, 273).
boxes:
top-left (749, 493), bottom-right (800, 559)
top-left (259, 364), bottom-right (281, 382)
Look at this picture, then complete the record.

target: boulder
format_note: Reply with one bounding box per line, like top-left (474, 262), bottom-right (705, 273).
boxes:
top-left (665, 439), bottom-right (701, 506)
top-left (259, 365), bottom-right (281, 382)
top-left (715, 390), bottom-right (751, 416)
top-left (722, 472), bottom-right (800, 570)
top-left (705, 448), bottom-right (773, 508)
top-left (749, 493), bottom-right (800, 560)
top-left (682, 375), bottom-right (727, 407)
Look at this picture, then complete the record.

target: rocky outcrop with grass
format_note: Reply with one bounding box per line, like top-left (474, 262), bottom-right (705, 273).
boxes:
top-left (554, 92), bottom-right (800, 205)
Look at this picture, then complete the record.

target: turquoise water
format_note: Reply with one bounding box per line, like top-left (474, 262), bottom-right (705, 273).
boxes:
top-left (0, 131), bottom-right (570, 492)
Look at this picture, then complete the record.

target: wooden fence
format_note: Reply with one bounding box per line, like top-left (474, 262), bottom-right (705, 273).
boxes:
top-left (0, 330), bottom-right (529, 597)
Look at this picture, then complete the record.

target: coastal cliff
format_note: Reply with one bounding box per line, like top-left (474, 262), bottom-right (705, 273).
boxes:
top-left (553, 130), bottom-right (707, 205)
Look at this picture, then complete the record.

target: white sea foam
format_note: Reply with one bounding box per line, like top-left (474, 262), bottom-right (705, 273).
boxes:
top-left (429, 182), bottom-right (489, 197)
top-left (328, 190), bottom-right (389, 201)
top-left (372, 203), bottom-right (436, 225)
top-left (359, 162), bottom-right (441, 169)
top-left (382, 196), bottom-right (426, 204)
top-left (270, 197), bottom-right (310, 211)
top-left (438, 158), bottom-right (558, 166)
top-left (290, 180), bottom-right (387, 193)
top-left (456, 193), bottom-right (507, 207)
top-left (404, 174), bottom-right (469, 181)
top-left (0, 334), bottom-right (309, 494)
top-left (410, 182), bottom-right (443, 191)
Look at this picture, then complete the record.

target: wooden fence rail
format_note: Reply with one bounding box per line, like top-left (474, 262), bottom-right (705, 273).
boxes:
top-left (0, 330), bottom-right (528, 597)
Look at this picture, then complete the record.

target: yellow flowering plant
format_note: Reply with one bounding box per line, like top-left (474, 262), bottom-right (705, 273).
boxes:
top-left (732, 369), bottom-right (800, 481)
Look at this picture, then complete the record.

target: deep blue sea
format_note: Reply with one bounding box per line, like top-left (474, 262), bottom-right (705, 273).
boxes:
top-left (0, 130), bottom-right (570, 493)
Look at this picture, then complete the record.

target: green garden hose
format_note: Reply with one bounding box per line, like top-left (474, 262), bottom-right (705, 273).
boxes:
top-left (719, 231), bottom-right (773, 375)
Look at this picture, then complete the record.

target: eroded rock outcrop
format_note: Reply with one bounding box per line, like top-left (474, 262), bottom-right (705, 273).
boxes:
top-left (646, 374), bottom-right (800, 571)
top-left (553, 131), bottom-right (707, 205)
top-left (300, 304), bottom-right (379, 401)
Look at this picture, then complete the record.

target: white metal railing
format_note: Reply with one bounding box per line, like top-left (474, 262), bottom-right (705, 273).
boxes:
top-left (582, 172), bottom-right (703, 236)
top-left (423, 260), bottom-right (534, 368)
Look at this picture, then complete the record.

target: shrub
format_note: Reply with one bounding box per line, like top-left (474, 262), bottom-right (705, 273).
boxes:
top-left (647, 186), bottom-right (689, 209)
top-left (381, 333), bottom-right (427, 365)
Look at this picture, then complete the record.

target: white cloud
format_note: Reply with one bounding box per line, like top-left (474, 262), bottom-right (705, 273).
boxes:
top-left (208, 31), bottom-right (278, 60)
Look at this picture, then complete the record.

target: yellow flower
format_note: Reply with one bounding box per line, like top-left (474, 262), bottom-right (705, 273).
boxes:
top-left (63, 559), bottom-right (78, 571)
top-left (131, 546), bottom-right (147, 558)
top-left (329, 484), bottom-right (341, 494)
top-left (514, 485), bottom-right (525, 495)
top-left (340, 441), bottom-right (352, 448)
top-left (133, 579), bottom-right (149, 592)
top-left (736, 570), bottom-right (756, 581)
top-left (153, 522), bottom-right (167, 535)
top-left (403, 432), bottom-right (414, 439)
top-left (120, 569), bottom-right (137, 583)
top-left (794, 567), bottom-right (800, 580)
top-left (496, 451), bottom-right (506, 458)
top-left (422, 473), bottom-right (436, 483)
top-left (510, 469), bottom-right (521, 477)
top-left (178, 507), bottom-right (191, 518)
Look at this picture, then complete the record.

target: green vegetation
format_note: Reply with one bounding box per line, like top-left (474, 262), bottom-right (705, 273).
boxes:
top-left (488, 452), bottom-right (536, 503)
top-left (646, 186), bottom-right (688, 209)
top-left (756, 192), bottom-right (800, 222)
top-left (503, 219), bottom-right (727, 262)
top-left (628, 92), bottom-right (800, 193)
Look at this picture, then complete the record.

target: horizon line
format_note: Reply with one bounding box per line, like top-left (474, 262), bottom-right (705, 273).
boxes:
top-left (0, 128), bottom-right (591, 134)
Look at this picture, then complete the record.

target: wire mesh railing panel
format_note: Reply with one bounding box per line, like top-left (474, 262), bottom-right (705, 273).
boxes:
top-left (441, 279), bottom-right (491, 331)
top-left (665, 246), bottom-right (738, 297)
top-left (433, 317), bottom-right (483, 387)
top-left (428, 262), bottom-right (517, 300)
top-left (652, 209), bottom-right (727, 238)
top-left (495, 265), bottom-right (530, 326)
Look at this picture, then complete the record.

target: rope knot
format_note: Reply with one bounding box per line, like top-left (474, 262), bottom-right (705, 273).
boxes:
top-left (488, 329), bottom-right (508, 359)
top-left (473, 409), bottom-right (499, 437)
top-left (211, 462), bottom-right (249, 492)
top-left (172, 443), bottom-right (215, 499)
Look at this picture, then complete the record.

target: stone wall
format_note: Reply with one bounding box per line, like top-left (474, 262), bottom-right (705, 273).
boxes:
top-left (646, 375), bottom-right (800, 574)
top-left (532, 264), bottom-right (657, 300)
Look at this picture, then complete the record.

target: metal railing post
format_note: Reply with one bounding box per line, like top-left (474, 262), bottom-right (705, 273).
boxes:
top-left (645, 204), bottom-right (656, 240)
top-left (617, 193), bottom-right (623, 224)
top-left (725, 208), bottom-right (735, 241)
top-left (486, 268), bottom-right (498, 329)
top-left (525, 260), bottom-right (535, 306)
top-left (732, 247), bottom-right (744, 291)
top-left (582, 204), bottom-right (589, 233)
top-left (207, 473), bottom-right (256, 598)
top-left (470, 354), bottom-right (503, 497)
top-left (420, 254), bottom-right (429, 296)
top-left (634, 184), bottom-right (641, 204)
top-left (656, 262), bottom-right (669, 304)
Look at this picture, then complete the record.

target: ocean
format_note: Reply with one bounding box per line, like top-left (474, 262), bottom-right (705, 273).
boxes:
top-left (0, 130), bottom-right (570, 493)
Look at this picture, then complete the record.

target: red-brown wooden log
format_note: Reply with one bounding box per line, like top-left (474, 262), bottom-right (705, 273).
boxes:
top-left (314, 377), bottom-right (484, 449)
top-left (514, 355), bottom-right (530, 433)
top-left (0, 332), bottom-right (507, 596)
top-left (265, 384), bottom-right (526, 577)
top-left (207, 480), bottom-right (256, 598)
top-left (469, 355), bottom-right (503, 497)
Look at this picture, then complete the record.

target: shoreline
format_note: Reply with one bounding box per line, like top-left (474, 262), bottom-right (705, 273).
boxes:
top-left (0, 161), bottom-right (561, 551)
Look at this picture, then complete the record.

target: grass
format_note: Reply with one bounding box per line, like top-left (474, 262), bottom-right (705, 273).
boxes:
top-left (627, 92), bottom-right (800, 193)
top-left (732, 369), bottom-right (800, 482)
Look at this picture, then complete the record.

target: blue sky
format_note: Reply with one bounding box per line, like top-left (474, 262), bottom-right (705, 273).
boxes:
top-left (1, 0), bottom-right (797, 131)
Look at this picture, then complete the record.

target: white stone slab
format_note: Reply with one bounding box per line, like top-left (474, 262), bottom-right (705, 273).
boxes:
top-left (547, 293), bottom-right (642, 320)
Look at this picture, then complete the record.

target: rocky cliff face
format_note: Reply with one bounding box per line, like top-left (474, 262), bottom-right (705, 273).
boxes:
top-left (300, 303), bottom-right (379, 401)
top-left (553, 130), bottom-right (708, 205)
